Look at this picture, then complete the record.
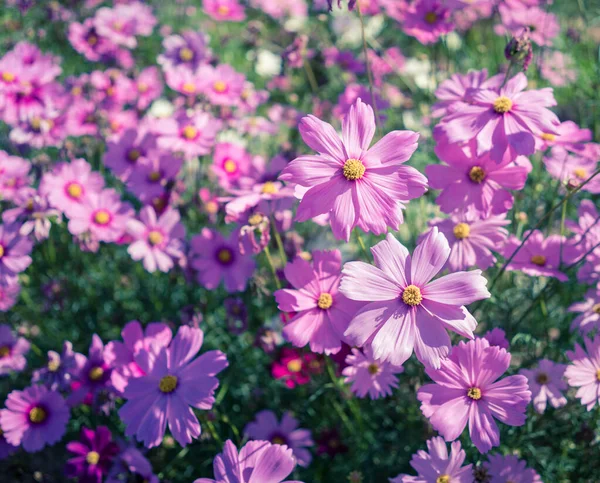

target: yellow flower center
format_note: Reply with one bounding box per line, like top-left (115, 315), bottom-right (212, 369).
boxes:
top-left (182, 125), bottom-right (198, 140)
top-left (159, 375), bottom-right (178, 393)
top-left (317, 293), bottom-right (333, 310)
top-left (573, 168), bottom-right (587, 180)
top-left (127, 149), bottom-right (141, 163)
top-left (88, 366), bottom-right (105, 381)
top-left (592, 303), bottom-right (600, 314)
top-left (213, 80), bottom-right (227, 93)
top-left (28, 406), bottom-right (47, 424)
top-left (106, 86), bottom-right (115, 97)
top-left (402, 285), bottom-right (423, 307)
top-left (271, 436), bottom-right (286, 445)
top-left (86, 451), bottom-right (100, 465)
top-left (2, 72), bottom-right (15, 82)
top-left (596, 369), bottom-right (600, 382)
top-left (0, 345), bottom-right (9, 357)
top-left (217, 248), bottom-right (233, 264)
top-left (467, 387), bottom-right (482, 400)
top-left (424, 11), bottom-right (438, 24)
top-left (453, 223), bottom-right (471, 239)
top-left (367, 363), bottom-right (379, 375)
top-left (541, 133), bottom-right (556, 142)
top-left (287, 359), bottom-right (302, 373)
top-left (87, 35), bottom-right (98, 46)
top-left (179, 47), bottom-right (194, 62)
top-left (94, 210), bottom-right (111, 226)
top-left (223, 159), bottom-right (237, 173)
top-left (469, 166), bottom-right (486, 183)
top-left (343, 159), bottom-right (366, 181)
top-left (67, 182), bottom-right (83, 199)
top-left (30, 117), bottom-right (42, 131)
top-left (261, 181), bottom-right (278, 194)
top-left (436, 476), bottom-right (450, 483)
top-left (530, 255), bottom-right (546, 266)
top-left (493, 96), bottom-right (513, 113)
top-left (148, 231), bottom-right (164, 246)
top-left (536, 372), bottom-right (549, 385)
top-left (71, 86), bottom-right (82, 96)
top-left (182, 82), bottom-right (196, 94)
top-left (218, 5), bottom-right (231, 15)
top-left (0, 246), bottom-right (4, 259)
top-left (248, 213), bottom-right (263, 226)
top-left (147, 171), bottom-right (161, 182)
top-left (48, 359), bottom-right (60, 372)
top-left (137, 82), bottom-right (149, 93)
top-left (113, 21), bottom-right (123, 32)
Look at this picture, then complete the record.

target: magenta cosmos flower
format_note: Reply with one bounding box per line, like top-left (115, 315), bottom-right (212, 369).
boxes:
top-left (483, 453), bottom-right (542, 483)
top-left (342, 346), bottom-right (404, 399)
top-left (279, 98), bottom-right (425, 241)
top-left (198, 63), bottom-right (246, 106)
top-left (193, 439), bottom-right (302, 483)
top-left (135, 66), bottom-right (163, 110)
top-left (119, 326), bottom-right (228, 448)
top-left (274, 250), bottom-right (363, 355)
top-left (417, 338), bottom-right (531, 454)
top-left (0, 323), bottom-right (30, 375)
top-left (519, 359), bottom-right (567, 414)
top-left (165, 64), bottom-right (204, 97)
top-left (0, 222), bottom-right (33, 285)
top-left (271, 348), bottom-right (321, 389)
top-left (0, 384), bottom-right (69, 452)
top-left (340, 229), bottom-right (490, 368)
top-left (502, 230), bottom-right (569, 281)
top-left (442, 73), bottom-right (560, 163)
top-left (543, 147), bottom-right (600, 193)
top-left (565, 336), bottom-right (600, 411)
top-left (126, 151), bottom-right (183, 203)
top-left (126, 206), bottom-right (186, 273)
top-left (244, 410), bottom-right (313, 467)
top-left (497, 4), bottom-right (559, 46)
top-left (158, 30), bottom-right (211, 70)
top-left (482, 327), bottom-right (509, 350)
top-left (203, 0), bottom-right (246, 22)
top-left (568, 288), bottom-right (600, 335)
top-left (66, 426), bottom-right (120, 482)
top-left (156, 110), bottom-right (221, 160)
top-left (211, 142), bottom-right (252, 189)
top-left (423, 211), bottom-right (510, 272)
top-left (389, 437), bottom-right (472, 483)
top-left (69, 334), bottom-right (114, 407)
top-left (401, 0), bottom-right (454, 45)
top-left (104, 128), bottom-right (157, 181)
top-left (68, 188), bottom-right (134, 243)
top-left (426, 139), bottom-right (531, 214)
top-left (40, 158), bottom-right (105, 217)
top-left (190, 228), bottom-right (256, 293)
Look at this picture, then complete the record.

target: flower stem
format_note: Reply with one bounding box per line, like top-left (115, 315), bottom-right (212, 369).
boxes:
top-left (354, 228), bottom-right (371, 261)
top-left (264, 245), bottom-right (282, 290)
top-left (357, 6), bottom-right (381, 135)
top-left (304, 60), bottom-right (319, 94)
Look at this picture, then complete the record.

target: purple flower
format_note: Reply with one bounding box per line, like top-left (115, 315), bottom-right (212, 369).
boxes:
top-left (483, 453), bottom-right (542, 483)
top-left (520, 359), bottom-right (567, 414)
top-left (103, 128), bottom-right (157, 182)
top-left (275, 250), bottom-right (363, 355)
top-left (342, 346), bottom-right (404, 399)
top-left (66, 426), bottom-right (120, 482)
top-left (118, 326), bottom-right (228, 448)
top-left (481, 327), bottom-right (509, 350)
top-left (340, 229), bottom-right (490, 369)
top-left (0, 323), bottom-right (30, 375)
top-left (565, 336), bottom-right (600, 411)
top-left (0, 384), bottom-right (69, 452)
top-left (156, 110), bottom-right (221, 161)
top-left (390, 437), bottom-right (473, 483)
top-left (193, 439), bottom-right (302, 483)
top-left (402, 0), bottom-right (454, 45)
top-left (69, 334), bottom-right (114, 407)
top-left (244, 410), bottom-right (313, 467)
top-left (126, 206), bottom-right (186, 273)
top-left (0, 222), bottom-right (33, 285)
top-left (0, 280), bottom-right (20, 311)
top-left (32, 341), bottom-right (85, 391)
top-left (568, 288), bottom-right (600, 335)
top-left (417, 338), bottom-right (531, 453)
top-left (190, 228), bottom-right (256, 293)
top-left (2, 192), bottom-right (61, 242)
top-left (106, 445), bottom-right (158, 483)
top-left (158, 30), bottom-right (211, 70)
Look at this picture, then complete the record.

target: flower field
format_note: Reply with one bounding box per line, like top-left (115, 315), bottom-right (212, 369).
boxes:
top-left (0, 0), bottom-right (599, 482)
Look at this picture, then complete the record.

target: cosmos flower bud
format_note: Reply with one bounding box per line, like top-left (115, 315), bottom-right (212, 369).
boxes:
top-left (504, 27), bottom-right (533, 72)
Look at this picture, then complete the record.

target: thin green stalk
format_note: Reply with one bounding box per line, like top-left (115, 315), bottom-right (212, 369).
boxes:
top-left (559, 198), bottom-right (568, 266)
top-left (354, 228), bottom-right (370, 262)
top-left (357, 6), bottom-right (381, 135)
top-left (271, 217), bottom-right (288, 265)
top-left (264, 245), bottom-right (281, 290)
top-left (303, 60), bottom-right (319, 94)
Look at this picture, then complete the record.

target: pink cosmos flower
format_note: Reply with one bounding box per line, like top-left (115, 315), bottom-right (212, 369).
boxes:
top-left (483, 453), bottom-right (542, 483)
top-left (0, 223), bottom-right (34, 285)
top-left (126, 206), bottom-right (186, 273)
top-left (165, 64), bottom-right (203, 97)
top-left (158, 30), bottom-right (211, 70)
top-left (193, 439), bottom-right (302, 483)
top-left (198, 64), bottom-right (245, 106)
top-left (105, 109), bottom-right (139, 141)
top-left (568, 288), bottom-right (600, 335)
top-left (203, 0), bottom-right (246, 22)
top-left (274, 250), bottom-right (363, 355)
top-left (93, 3), bottom-right (155, 49)
top-left (332, 84), bottom-right (389, 120)
top-left (540, 51), bottom-right (577, 87)
top-left (9, 110), bottom-right (67, 149)
top-left (342, 346), bottom-right (404, 399)
top-left (279, 98), bottom-right (425, 241)
top-left (40, 158), bottom-right (105, 217)
top-left (222, 180), bottom-right (294, 225)
top-left (577, 251), bottom-right (600, 288)
top-left (0, 153), bottom-right (31, 202)
top-left (249, 0), bottom-right (308, 20)
top-left (535, 120), bottom-right (592, 154)
top-left (190, 228), bottom-right (256, 293)
top-left (481, 327), bottom-right (509, 350)
top-left (543, 147), bottom-right (600, 193)
top-left (417, 337), bottom-right (531, 453)
top-left (519, 359), bottom-right (567, 414)
top-left (3, 191), bottom-right (61, 242)
top-left (0, 323), bottom-right (30, 375)
top-left (423, 211), bottom-right (510, 272)
top-left (0, 385), bottom-right (69, 452)
top-left (32, 341), bottom-right (84, 392)
top-left (0, 280), bottom-right (20, 312)
top-left (67, 188), bottom-right (134, 243)
top-left (119, 326), bottom-right (228, 448)
top-left (135, 67), bottom-right (163, 110)
top-left (401, 0), bottom-right (454, 45)
top-left (563, 199), bottom-right (600, 262)
top-left (502, 230), bottom-right (569, 281)
top-left (66, 426), bottom-right (120, 482)
top-left (126, 151), bottom-right (183, 203)
top-left (271, 347), bottom-right (321, 389)
top-left (497, 4), bottom-right (560, 46)
top-left (65, 99), bottom-right (99, 137)
top-left (244, 410), bottom-right (313, 467)
top-left (565, 336), bottom-right (600, 411)
top-left (156, 111), bottom-right (221, 160)
top-left (340, 229), bottom-right (490, 368)
top-left (389, 437), bottom-right (473, 483)
top-left (104, 128), bottom-right (157, 181)
top-left (441, 73), bottom-right (560, 163)
top-left (90, 69), bottom-right (136, 109)
top-left (67, 18), bottom-right (117, 63)
top-left (69, 334), bottom-right (114, 407)
top-left (211, 142), bottom-right (252, 189)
